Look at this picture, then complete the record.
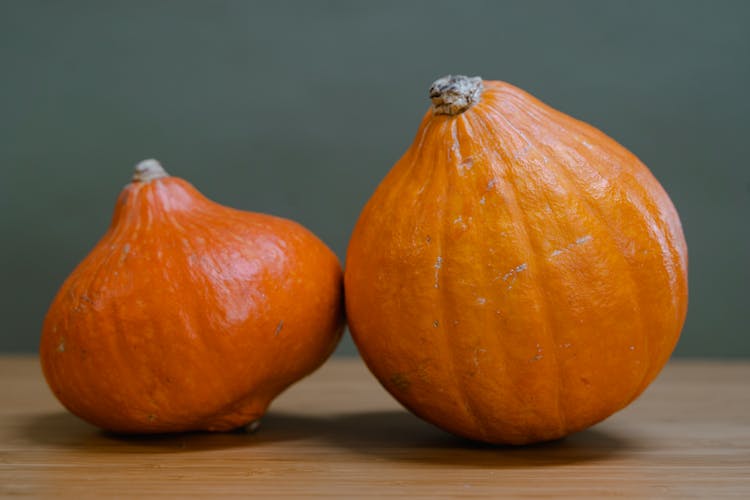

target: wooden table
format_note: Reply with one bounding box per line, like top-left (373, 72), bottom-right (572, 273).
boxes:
top-left (1, 357), bottom-right (748, 498)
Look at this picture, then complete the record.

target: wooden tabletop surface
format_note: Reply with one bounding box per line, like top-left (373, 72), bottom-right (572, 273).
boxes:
top-left (1, 356), bottom-right (748, 498)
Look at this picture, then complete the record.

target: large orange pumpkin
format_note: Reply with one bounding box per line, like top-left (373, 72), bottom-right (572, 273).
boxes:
top-left (41, 159), bottom-right (344, 434)
top-left (345, 75), bottom-right (688, 445)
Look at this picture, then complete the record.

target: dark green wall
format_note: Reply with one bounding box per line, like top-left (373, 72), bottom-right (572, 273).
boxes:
top-left (1, 1), bottom-right (748, 356)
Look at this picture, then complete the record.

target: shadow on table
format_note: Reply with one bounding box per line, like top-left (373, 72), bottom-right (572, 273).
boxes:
top-left (20, 411), bottom-right (268, 453)
top-left (21, 409), bottom-right (628, 466)
top-left (318, 410), bottom-right (630, 467)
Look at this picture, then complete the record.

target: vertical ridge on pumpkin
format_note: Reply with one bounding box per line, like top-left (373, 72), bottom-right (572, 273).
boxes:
top-left (547, 153), bottom-right (651, 416)
top-left (536, 115), bottom-right (682, 405)
top-left (531, 84), bottom-right (684, 411)
top-left (457, 115), bottom-right (520, 434)
top-left (436, 117), bottom-right (493, 441)
top-left (459, 103), bottom-right (549, 440)
top-left (540, 103), bottom-right (658, 417)
top-left (474, 105), bottom-right (568, 439)
top-left (619, 180), bottom-right (686, 397)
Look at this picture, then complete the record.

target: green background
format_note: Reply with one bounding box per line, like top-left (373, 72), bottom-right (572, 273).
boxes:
top-left (1, 1), bottom-right (748, 356)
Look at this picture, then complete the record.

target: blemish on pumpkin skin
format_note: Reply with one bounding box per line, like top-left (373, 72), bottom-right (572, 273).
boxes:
top-left (74, 294), bottom-right (94, 312)
top-left (533, 343), bottom-right (543, 361)
top-left (473, 347), bottom-right (487, 369)
top-left (416, 363), bottom-right (430, 382)
top-left (629, 345), bottom-right (636, 351)
top-left (514, 143), bottom-right (531, 159)
top-left (433, 320), bottom-right (439, 328)
top-left (119, 243), bottom-right (131, 265)
top-left (457, 160), bottom-right (471, 175)
top-left (390, 373), bottom-right (410, 391)
top-left (57, 340), bottom-right (65, 353)
top-left (274, 321), bottom-right (284, 337)
top-left (549, 235), bottom-right (593, 259)
top-left (453, 216), bottom-right (468, 231)
top-left (501, 263), bottom-right (527, 281)
top-left (147, 414), bottom-right (157, 422)
top-left (476, 297), bottom-right (486, 305)
top-left (433, 256), bottom-right (442, 288)
top-left (499, 263), bottom-right (527, 290)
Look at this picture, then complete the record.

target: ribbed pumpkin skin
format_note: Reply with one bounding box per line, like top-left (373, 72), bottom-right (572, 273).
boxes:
top-left (345, 80), bottom-right (688, 445)
top-left (41, 173), bottom-right (344, 434)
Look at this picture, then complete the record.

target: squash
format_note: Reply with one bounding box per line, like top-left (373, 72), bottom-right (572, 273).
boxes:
top-left (40, 159), bottom-right (344, 434)
top-left (345, 75), bottom-right (688, 445)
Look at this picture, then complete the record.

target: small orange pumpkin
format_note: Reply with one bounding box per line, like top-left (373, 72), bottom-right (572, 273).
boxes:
top-left (40, 160), bottom-right (344, 433)
top-left (345, 75), bottom-right (688, 445)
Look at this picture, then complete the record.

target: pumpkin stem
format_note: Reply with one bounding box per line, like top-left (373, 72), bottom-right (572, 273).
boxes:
top-left (429, 75), bottom-right (483, 116)
top-left (133, 159), bottom-right (169, 182)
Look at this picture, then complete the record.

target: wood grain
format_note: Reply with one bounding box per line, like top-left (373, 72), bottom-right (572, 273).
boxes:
top-left (1, 357), bottom-right (748, 498)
